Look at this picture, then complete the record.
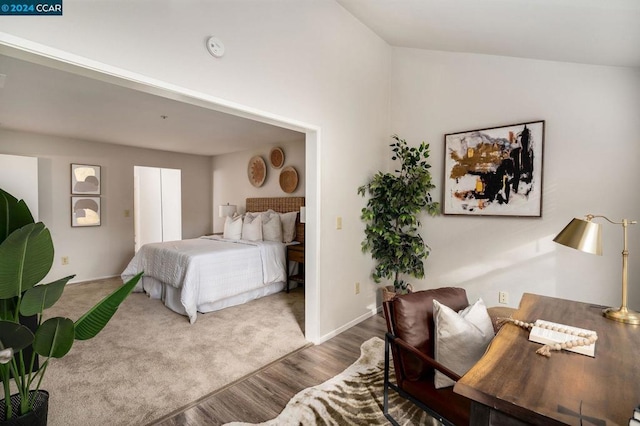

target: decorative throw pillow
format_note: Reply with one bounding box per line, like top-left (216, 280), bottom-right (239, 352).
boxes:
top-left (242, 212), bottom-right (263, 241)
top-left (223, 214), bottom-right (243, 240)
top-left (433, 298), bottom-right (494, 389)
top-left (279, 211), bottom-right (298, 243)
top-left (262, 210), bottom-right (283, 242)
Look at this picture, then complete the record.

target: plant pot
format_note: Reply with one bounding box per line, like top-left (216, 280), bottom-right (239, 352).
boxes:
top-left (382, 285), bottom-right (397, 304)
top-left (381, 284), bottom-right (413, 318)
top-left (382, 284), bottom-right (413, 303)
top-left (0, 391), bottom-right (49, 426)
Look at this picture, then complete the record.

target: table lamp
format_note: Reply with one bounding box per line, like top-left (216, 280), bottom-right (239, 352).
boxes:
top-left (553, 214), bottom-right (639, 324)
top-left (218, 203), bottom-right (237, 218)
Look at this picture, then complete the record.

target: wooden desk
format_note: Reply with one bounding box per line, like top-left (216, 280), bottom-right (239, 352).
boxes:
top-left (454, 293), bottom-right (640, 425)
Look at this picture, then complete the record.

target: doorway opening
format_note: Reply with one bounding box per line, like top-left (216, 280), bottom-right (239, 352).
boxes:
top-left (0, 37), bottom-right (320, 342)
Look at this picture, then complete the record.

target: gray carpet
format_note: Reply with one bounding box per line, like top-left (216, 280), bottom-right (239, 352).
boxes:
top-left (41, 278), bottom-right (307, 426)
top-left (225, 337), bottom-right (439, 426)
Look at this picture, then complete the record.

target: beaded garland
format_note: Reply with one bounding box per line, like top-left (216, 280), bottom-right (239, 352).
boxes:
top-left (499, 317), bottom-right (598, 357)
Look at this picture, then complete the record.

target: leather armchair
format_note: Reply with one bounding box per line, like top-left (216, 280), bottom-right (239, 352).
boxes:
top-left (382, 287), bottom-right (514, 426)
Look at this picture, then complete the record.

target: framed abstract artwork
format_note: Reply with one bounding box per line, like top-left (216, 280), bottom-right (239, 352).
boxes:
top-left (443, 121), bottom-right (545, 217)
top-left (71, 163), bottom-right (101, 195)
top-left (71, 196), bottom-right (101, 227)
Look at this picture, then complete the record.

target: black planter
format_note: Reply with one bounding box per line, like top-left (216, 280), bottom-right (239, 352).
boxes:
top-left (0, 391), bottom-right (48, 426)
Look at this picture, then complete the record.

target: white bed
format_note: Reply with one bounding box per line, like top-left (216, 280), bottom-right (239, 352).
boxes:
top-left (121, 197), bottom-right (305, 323)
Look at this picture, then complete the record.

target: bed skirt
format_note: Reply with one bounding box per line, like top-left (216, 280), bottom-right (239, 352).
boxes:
top-left (138, 276), bottom-right (295, 320)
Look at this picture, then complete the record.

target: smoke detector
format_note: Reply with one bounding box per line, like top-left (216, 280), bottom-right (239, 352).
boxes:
top-left (206, 37), bottom-right (225, 58)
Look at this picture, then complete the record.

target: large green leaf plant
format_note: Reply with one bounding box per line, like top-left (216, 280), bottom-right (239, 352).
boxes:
top-left (358, 135), bottom-right (439, 294)
top-left (0, 187), bottom-right (142, 419)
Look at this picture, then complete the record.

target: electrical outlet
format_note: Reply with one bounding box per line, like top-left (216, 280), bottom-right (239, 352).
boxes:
top-left (499, 291), bottom-right (508, 304)
top-left (355, 282), bottom-right (360, 294)
top-left (61, 256), bottom-right (69, 265)
top-left (336, 216), bottom-right (342, 230)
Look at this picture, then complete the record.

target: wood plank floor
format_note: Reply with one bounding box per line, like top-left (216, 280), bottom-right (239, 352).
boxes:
top-left (151, 313), bottom-right (388, 426)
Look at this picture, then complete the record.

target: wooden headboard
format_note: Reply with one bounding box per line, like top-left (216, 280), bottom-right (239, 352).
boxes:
top-left (246, 197), bottom-right (305, 244)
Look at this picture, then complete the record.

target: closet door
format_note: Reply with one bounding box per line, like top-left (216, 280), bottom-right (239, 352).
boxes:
top-left (134, 166), bottom-right (182, 252)
top-left (134, 166), bottom-right (163, 252)
top-left (160, 168), bottom-right (181, 242)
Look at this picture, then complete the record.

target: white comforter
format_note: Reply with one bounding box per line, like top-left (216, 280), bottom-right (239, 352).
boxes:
top-left (121, 236), bottom-right (286, 323)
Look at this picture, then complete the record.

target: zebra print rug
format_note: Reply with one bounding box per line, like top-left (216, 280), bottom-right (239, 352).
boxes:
top-left (225, 337), bottom-right (440, 426)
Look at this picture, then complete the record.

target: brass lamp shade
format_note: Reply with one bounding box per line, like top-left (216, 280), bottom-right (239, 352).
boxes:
top-left (553, 218), bottom-right (602, 255)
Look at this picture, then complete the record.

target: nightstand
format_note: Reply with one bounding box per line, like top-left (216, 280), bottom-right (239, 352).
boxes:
top-left (286, 244), bottom-right (305, 293)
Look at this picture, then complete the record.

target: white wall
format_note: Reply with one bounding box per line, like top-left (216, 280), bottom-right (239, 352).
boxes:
top-left (212, 140), bottom-right (305, 233)
top-left (0, 1), bottom-right (391, 341)
top-left (0, 129), bottom-right (212, 283)
top-left (390, 48), bottom-right (640, 310)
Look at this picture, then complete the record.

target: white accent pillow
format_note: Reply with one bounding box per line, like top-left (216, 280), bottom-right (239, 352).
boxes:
top-left (279, 211), bottom-right (298, 243)
top-left (262, 210), bottom-right (283, 243)
top-left (433, 298), bottom-right (494, 389)
top-left (242, 212), bottom-right (263, 241)
top-left (223, 214), bottom-right (243, 240)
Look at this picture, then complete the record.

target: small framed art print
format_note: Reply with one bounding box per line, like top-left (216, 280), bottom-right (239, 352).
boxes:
top-left (71, 196), bottom-right (101, 227)
top-left (71, 163), bottom-right (101, 195)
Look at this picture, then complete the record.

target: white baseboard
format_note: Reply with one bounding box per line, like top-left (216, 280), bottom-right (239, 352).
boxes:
top-left (68, 274), bottom-right (120, 285)
top-left (312, 306), bottom-right (380, 345)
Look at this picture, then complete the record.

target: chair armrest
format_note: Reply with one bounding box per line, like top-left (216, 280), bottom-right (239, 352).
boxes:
top-left (386, 332), bottom-right (462, 383)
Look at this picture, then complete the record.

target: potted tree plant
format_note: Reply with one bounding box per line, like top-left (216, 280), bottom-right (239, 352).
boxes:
top-left (0, 187), bottom-right (142, 425)
top-left (358, 135), bottom-right (439, 301)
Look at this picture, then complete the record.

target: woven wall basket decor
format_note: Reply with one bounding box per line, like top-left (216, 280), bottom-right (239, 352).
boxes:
top-left (248, 155), bottom-right (267, 187)
top-left (269, 147), bottom-right (285, 169)
top-left (279, 166), bottom-right (298, 193)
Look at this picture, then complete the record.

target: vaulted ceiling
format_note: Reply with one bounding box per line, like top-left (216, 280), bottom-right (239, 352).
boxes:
top-left (337, 0), bottom-right (640, 68)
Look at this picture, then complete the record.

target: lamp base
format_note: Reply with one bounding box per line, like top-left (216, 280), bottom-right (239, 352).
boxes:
top-left (603, 307), bottom-right (640, 325)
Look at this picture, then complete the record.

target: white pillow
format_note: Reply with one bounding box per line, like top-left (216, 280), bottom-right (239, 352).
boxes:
top-left (262, 210), bottom-right (283, 243)
top-left (433, 298), bottom-right (494, 389)
top-left (279, 211), bottom-right (298, 243)
top-left (242, 212), bottom-right (263, 241)
top-left (223, 214), bottom-right (243, 240)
